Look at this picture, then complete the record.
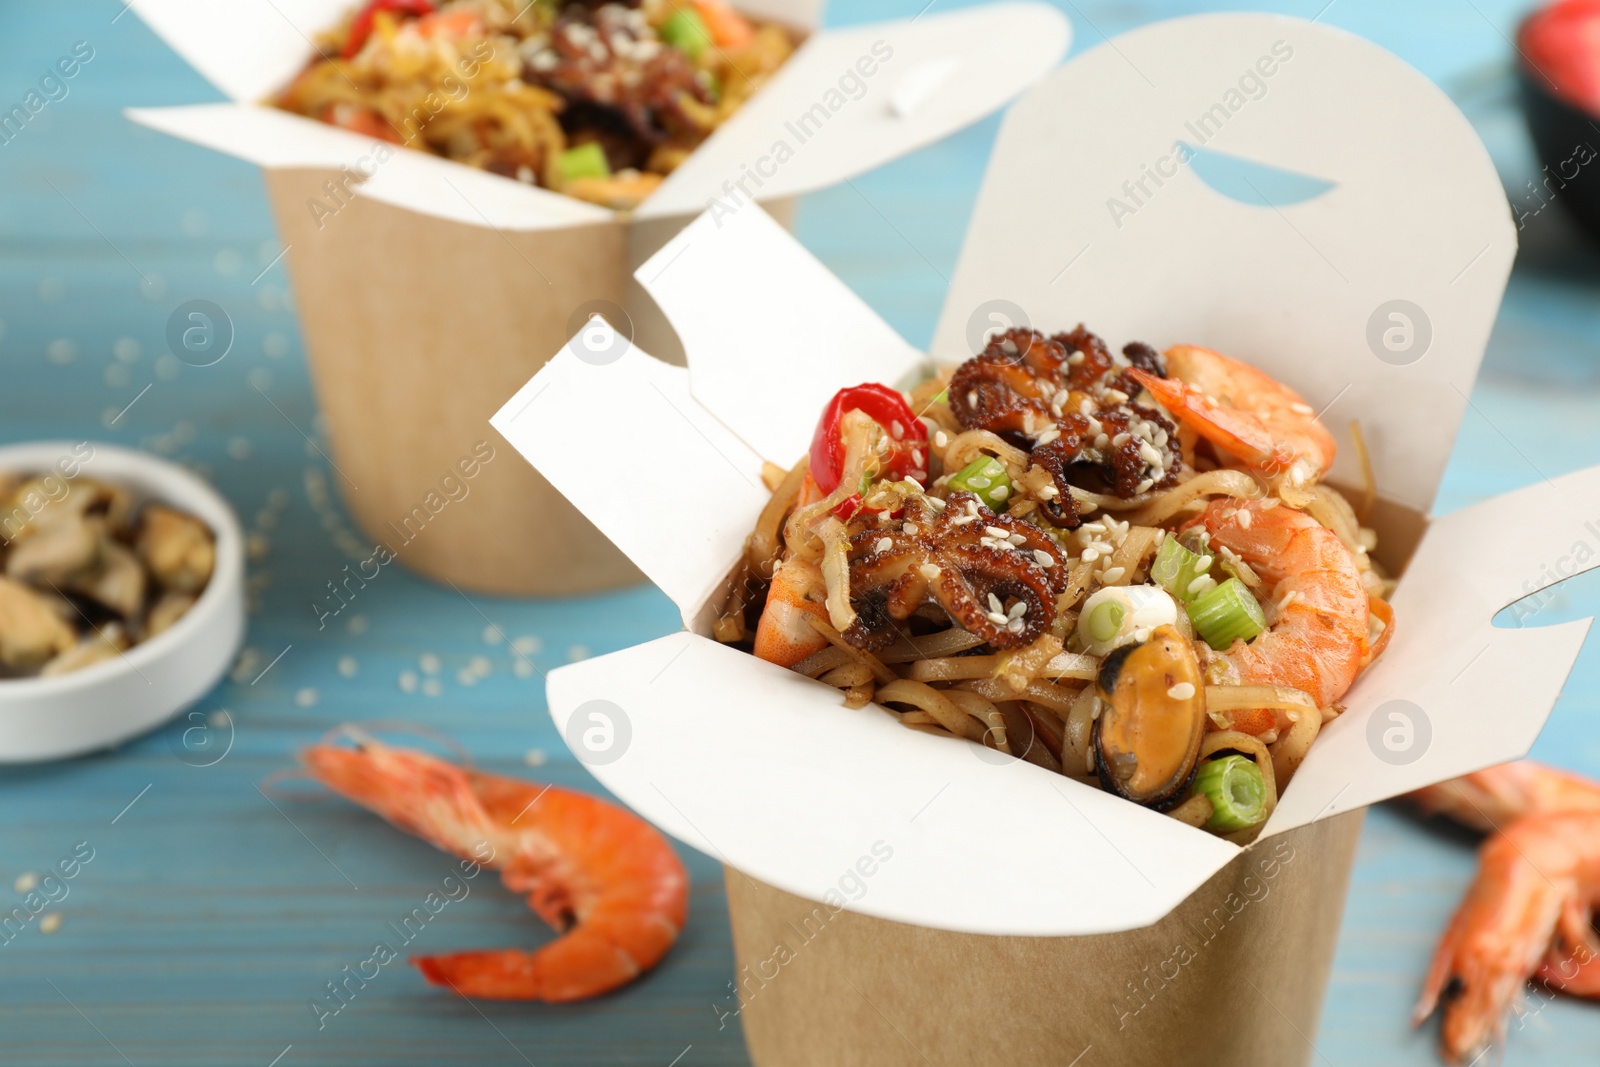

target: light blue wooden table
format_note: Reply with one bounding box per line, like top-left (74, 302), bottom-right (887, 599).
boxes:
top-left (2, 1), bottom-right (1598, 1064)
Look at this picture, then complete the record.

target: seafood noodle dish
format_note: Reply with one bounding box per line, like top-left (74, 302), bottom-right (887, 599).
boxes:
top-left (718, 325), bottom-right (1395, 841)
top-left (273, 0), bottom-right (795, 210)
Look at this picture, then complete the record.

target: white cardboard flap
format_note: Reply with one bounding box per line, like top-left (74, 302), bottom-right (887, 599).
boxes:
top-left (547, 633), bottom-right (1239, 936)
top-left (636, 203), bottom-right (926, 464)
top-left (130, 0), bottom-right (349, 103)
top-left (635, 2), bottom-right (1070, 220)
top-left (490, 324), bottom-right (766, 626)
top-left (932, 12), bottom-right (1514, 516)
top-left (1266, 466), bottom-right (1600, 835)
top-left (125, 103), bottom-right (614, 230)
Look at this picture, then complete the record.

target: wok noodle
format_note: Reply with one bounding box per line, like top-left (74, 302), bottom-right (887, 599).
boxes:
top-left (274, 0), bottom-right (795, 210)
top-left (719, 324), bottom-right (1396, 841)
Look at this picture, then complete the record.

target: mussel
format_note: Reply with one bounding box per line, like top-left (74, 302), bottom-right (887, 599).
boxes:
top-left (1092, 624), bottom-right (1207, 811)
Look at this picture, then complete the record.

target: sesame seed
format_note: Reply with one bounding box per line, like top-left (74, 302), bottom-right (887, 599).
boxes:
top-left (968, 476), bottom-right (992, 489)
top-left (39, 913), bottom-right (61, 935)
top-left (918, 563), bottom-right (942, 580)
top-left (1007, 618), bottom-right (1025, 633)
top-left (1039, 485), bottom-right (1059, 499)
top-left (1187, 575), bottom-right (1215, 597)
top-left (399, 671), bottom-right (418, 693)
top-left (1136, 478), bottom-right (1154, 494)
top-left (1167, 682), bottom-right (1196, 700)
top-left (1094, 434), bottom-right (1110, 450)
top-left (891, 420), bottom-right (905, 439)
top-left (13, 873), bottom-right (38, 894)
top-left (967, 391), bottom-right (978, 407)
top-left (988, 593), bottom-right (1004, 614)
top-left (875, 537), bottom-right (894, 554)
top-left (1082, 548), bottom-right (1100, 563)
top-left (1104, 389), bottom-right (1129, 404)
top-left (1008, 601), bottom-right (1028, 620)
top-left (1033, 549), bottom-right (1055, 568)
top-left (1035, 429), bottom-right (1061, 447)
top-left (1291, 402), bottom-right (1314, 415)
top-left (420, 653), bottom-right (441, 675)
top-left (1134, 627), bottom-right (1150, 642)
top-left (1139, 443), bottom-right (1163, 465)
top-left (1112, 432), bottom-right (1130, 447)
top-left (903, 523), bottom-right (919, 534)
top-left (1068, 351), bottom-right (1086, 365)
top-left (1102, 566), bottom-right (1127, 583)
top-left (337, 656), bottom-right (358, 678)
top-left (987, 611), bottom-right (1009, 626)
top-left (991, 485), bottom-right (1011, 500)
top-left (1238, 510), bottom-right (1253, 529)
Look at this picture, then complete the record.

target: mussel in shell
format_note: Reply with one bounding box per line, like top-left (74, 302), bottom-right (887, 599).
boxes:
top-left (1092, 624), bottom-right (1207, 810)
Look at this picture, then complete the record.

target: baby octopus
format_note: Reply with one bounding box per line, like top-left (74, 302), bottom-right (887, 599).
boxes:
top-left (842, 491), bottom-right (1069, 651)
top-left (947, 327), bottom-right (1182, 519)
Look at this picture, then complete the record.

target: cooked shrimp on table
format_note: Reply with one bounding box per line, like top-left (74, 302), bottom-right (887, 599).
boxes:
top-left (1407, 761), bottom-right (1600, 1063)
top-left (723, 323), bottom-right (1395, 840)
top-left (300, 728), bottom-right (688, 1002)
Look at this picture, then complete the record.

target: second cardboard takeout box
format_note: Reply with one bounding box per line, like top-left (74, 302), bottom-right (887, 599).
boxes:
top-left (494, 13), bottom-right (1600, 1066)
top-left (124, 0), bottom-right (1068, 595)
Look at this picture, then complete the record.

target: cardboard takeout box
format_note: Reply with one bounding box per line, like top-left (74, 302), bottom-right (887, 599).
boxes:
top-left (492, 12), bottom-right (1600, 1066)
top-left (123, 0), bottom-right (1068, 595)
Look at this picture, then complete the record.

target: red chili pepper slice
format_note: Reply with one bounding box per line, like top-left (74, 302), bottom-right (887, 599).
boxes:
top-left (807, 383), bottom-right (929, 497)
top-left (342, 0), bottom-right (437, 59)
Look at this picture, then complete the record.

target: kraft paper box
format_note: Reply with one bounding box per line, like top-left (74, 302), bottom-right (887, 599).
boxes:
top-left (494, 12), bottom-right (1600, 1067)
top-left (124, 0), bottom-right (1069, 594)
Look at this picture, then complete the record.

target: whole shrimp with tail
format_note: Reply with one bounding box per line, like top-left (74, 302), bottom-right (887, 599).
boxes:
top-left (1409, 762), bottom-right (1600, 1063)
top-left (300, 728), bottom-right (688, 1001)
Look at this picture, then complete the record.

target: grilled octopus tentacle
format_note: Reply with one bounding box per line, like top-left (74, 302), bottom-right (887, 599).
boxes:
top-left (841, 493), bottom-right (1068, 650)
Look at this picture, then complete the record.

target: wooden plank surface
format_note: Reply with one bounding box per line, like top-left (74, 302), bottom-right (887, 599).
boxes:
top-left (2, 1), bottom-right (1599, 1064)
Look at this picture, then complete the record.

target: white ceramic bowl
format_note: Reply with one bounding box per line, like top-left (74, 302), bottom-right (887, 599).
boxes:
top-left (0, 441), bottom-right (245, 762)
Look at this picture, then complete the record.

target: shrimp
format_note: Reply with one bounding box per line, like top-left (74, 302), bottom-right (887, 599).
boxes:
top-left (1415, 811), bottom-right (1600, 1063)
top-left (1408, 760), bottom-right (1600, 832)
top-left (753, 556), bottom-right (829, 667)
top-left (1184, 498), bottom-right (1381, 733)
top-left (1130, 345), bottom-right (1335, 497)
top-left (300, 730), bottom-right (688, 1002)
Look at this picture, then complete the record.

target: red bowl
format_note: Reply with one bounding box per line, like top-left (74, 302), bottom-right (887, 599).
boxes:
top-left (1515, 0), bottom-right (1600, 242)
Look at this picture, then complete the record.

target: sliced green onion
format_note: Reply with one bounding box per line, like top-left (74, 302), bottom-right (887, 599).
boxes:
top-left (1193, 755), bottom-right (1268, 832)
top-left (1085, 599), bottom-right (1125, 643)
top-left (558, 142), bottom-right (611, 184)
top-left (1151, 534), bottom-right (1214, 603)
top-left (661, 9), bottom-right (712, 59)
top-left (1187, 577), bottom-right (1267, 651)
top-left (948, 456), bottom-right (1013, 512)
